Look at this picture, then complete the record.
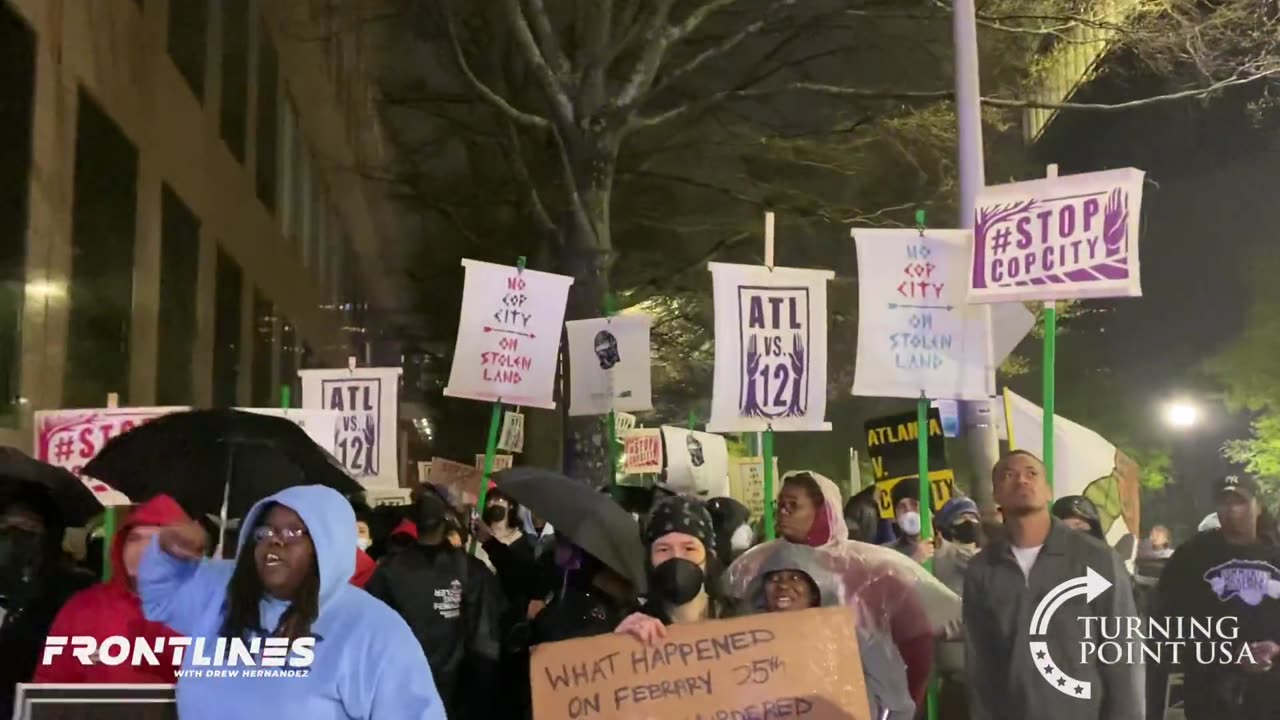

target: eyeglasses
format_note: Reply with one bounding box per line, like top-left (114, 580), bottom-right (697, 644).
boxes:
top-left (253, 526), bottom-right (309, 544)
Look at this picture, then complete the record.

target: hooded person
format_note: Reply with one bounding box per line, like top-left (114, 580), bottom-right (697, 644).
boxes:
top-left (138, 485), bottom-right (443, 719)
top-left (706, 496), bottom-right (755, 566)
top-left (615, 496), bottom-right (721, 644)
top-left (36, 495), bottom-right (189, 684)
top-left (349, 548), bottom-right (375, 589)
top-left (1051, 495), bottom-right (1105, 541)
top-left (0, 485), bottom-right (94, 707)
top-left (884, 480), bottom-right (932, 564)
top-left (843, 491), bottom-right (881, 544)
top-left (365, 489), bottom-right (504, 720)
top-left (746, 542), bottom-right (915, 720)
top-left (726, 470), bottom-right (961, 706)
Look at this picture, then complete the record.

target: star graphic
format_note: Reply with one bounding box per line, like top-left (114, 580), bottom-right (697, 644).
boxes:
top-left (1057, 678), bottom-right (1067, 687)
top-left (1074, 685), bottom-right (1084, 695)
top-left (1042, 664), bottom-right (1053, 674)
top-left (1036, 650), bottom-right (1047, 660)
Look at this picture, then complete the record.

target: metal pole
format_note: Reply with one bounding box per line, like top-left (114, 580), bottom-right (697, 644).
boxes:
top-left (952, 0), bottom-right (1000, 519)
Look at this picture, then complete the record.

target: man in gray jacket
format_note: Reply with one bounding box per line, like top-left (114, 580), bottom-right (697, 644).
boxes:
top-left (964, 450), bottom-right (1144, 720)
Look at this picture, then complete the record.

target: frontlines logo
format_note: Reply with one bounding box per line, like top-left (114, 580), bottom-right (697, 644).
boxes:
top-left (1031, 567), bottom-right (1261, 700)
top-left (43, 635), bottom-right (315, 677)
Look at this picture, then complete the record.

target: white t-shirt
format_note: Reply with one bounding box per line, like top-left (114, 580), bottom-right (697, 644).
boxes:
top-left (1012, 544), bottom-right (1043, 580)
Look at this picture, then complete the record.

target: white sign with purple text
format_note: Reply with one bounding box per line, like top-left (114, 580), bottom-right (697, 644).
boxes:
top-left (445, 259), bottom-right (574, 409)
top-left (237, 408), bottom-right (342, 458)
top-left (969, 167), bottom-right (1145, 302)
top-left (299, 367), bottom-right (403, 489)
top-left (707, 262), bottom-right (834, 433)
top-left (852, 228), bottom-right (995, 401)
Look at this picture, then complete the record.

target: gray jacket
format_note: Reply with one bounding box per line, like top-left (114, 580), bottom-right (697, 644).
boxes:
top-left (964, 518), bottom-right (1144, 720)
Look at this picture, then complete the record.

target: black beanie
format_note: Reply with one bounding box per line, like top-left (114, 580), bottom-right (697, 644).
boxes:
top-left (891, 479), bottom-right (920, 508)
top-left (642, 496), bottom-right (716, 559)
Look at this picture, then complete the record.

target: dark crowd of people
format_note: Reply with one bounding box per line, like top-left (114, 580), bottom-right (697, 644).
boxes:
top-left (2, 446), bottom-right (1279, 719)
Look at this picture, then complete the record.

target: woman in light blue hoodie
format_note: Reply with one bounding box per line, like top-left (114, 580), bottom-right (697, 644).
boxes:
top-left (138, 484), bottom-right (446, 720)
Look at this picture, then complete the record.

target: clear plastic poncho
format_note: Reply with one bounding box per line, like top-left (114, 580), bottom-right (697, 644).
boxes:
top-left (726, 471), bottom-right (963, 704)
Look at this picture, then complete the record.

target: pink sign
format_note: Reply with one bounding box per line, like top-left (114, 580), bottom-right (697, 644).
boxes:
top-left (34, 407), bottom-right (187, 504)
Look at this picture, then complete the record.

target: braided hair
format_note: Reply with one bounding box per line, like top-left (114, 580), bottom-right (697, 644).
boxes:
top-left (220, 503), bottom-right (321, 642)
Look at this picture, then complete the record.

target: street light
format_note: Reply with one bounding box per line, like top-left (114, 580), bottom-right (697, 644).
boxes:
top-left (1164, 401), bottom-right (1199, 429)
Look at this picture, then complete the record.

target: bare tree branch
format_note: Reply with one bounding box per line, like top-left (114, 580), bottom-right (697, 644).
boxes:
top-left (579, 0), bottom-right (614, 113)
top-left (521, 0), bottom-right (573, 78)
top-left (501, 0), bottom-right (576, 128)
top-left (649, 0), bottom-right (796, 99)
top-left (614, 0), bottom-right (678, 108)
top-left (503, 120), bottom-right (559, 240)
top-left (444, 11), bottom-right (550, 129)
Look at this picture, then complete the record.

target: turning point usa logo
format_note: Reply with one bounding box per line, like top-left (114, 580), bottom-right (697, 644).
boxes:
top-left (43, 636), bottom-right (316, 678)
top-left (1031, 567), bottom-right (1262, 699)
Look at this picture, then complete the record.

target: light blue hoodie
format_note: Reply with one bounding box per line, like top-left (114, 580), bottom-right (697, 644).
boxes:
top-left (138, 485), bottom-right (446, 720)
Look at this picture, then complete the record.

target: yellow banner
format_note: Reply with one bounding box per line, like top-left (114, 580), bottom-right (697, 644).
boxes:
top-left (874, 469), bottom-right (956, 519)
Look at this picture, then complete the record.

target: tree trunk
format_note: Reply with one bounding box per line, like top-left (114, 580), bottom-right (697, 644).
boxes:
top-left (557, 125), bottom-right (620, 486)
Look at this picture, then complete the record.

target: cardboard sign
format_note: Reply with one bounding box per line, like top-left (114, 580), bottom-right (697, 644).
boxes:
top-left (623, 429), bottom-right (663, 474)
top-left (497, 411), bottom-right (525, 453)
top-left (875, 470), bottom-right (957, 520)
top-left (476, 453), bottom-right (514, 472)
top-left (852, 228), bottom-right (995, 401)
top-left (445, 259), bottom-right (574, 409)
top-left (969, 167), bottom-right (1145, 302)
top-left (299, 367), bottom-right (403, 489)
top-left (529, 606), bottom-right (868, 720)
top-left (566, 315), bottom-right (654, 416)
top-left (728, 456), bottom-right (780, 520)
top-left (707, 263), bottom-right (835, 433)
top-left (428, 457), bottom-right (484, 506)
top-left (864, 409), bottom-right (947, 481)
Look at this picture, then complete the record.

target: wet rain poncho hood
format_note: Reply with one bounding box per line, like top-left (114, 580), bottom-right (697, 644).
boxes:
top-left (138, 485), bottom-right (445, 720)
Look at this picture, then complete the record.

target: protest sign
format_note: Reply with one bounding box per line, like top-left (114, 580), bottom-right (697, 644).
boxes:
top-left (428, 457), bottom-right (484, 506)
top-left (852, 228), bottom-right (994, 401)
top-left (932, 399), bottom-right (960, 438)
top-left (529, 606), bottom-right (867, 720)
top-left (875, 471), bottom-right (957, 520)
top-left (864, 409), bottom-right (947, 481)
top-left (445, 259), bottom-right (573, 409)
top-left (299, 367), bottom-right (402, 489)
top-left (622, 429), bottom-right (663, 475)
top-left (661, 426), bottom-right (729, 498)
top-left (614, 412), bottom-right (637, 436)
top-left (237, 408), bottom-right (340, 456)
top-left (476, 453), bottom-right (514, 472)
top-left (35, 407), bottom-right (187, 506)
top-left (969, 167), bottom-right (1145, 302)
top-left (707, 262), bottom-right (834, 433)
top-left (566, 315), bottom-right (653, 416)
top-left (728, 457), bottom-right (780, 520)
top-left (497, 411), bottom-right (525, 453)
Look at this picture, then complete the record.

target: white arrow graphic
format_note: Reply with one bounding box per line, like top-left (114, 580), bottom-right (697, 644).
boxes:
top-left (1028, 567), bottom-right (1112, 700)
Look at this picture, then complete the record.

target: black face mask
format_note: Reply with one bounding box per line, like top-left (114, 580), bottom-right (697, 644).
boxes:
top-left (950, 520), bottom-right (980, 545)
top-left (650, 557), bottom-right (704, 606)
top-left (0, 528), bottom-right (42, 598)
top-left (483, 505), bottom-right (510, 525)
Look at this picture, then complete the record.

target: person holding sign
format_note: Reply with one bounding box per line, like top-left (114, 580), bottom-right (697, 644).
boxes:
top-left (614, 496), bottom-right (724, 644)
top-left (745, 542), bottom-right (916, 720)
top-left (884, 482), bottom-right (935, 565)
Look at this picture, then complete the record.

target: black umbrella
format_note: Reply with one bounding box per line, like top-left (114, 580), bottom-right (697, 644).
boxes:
top-left (83, 409), bottom-right (363, 521)
top-left (0, 447), bottom-right (104, 527)
top-left (494, 467), bottom-right (646, 592)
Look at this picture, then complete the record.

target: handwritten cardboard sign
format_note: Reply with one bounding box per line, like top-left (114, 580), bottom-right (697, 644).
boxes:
top-left (530, 606), bottom-right (868, 720)
top-left (728, 457), bottom-right (780, 520)
top-left (969, 167), bottom-right (1145, 302)
top-left (445, 259), bottom-right (574, 409)
top-left (428, 457), bottom-right (484, 506)
top-left (623, 429), bottom-right (663, 474)
top-left (852, 228), bottom-right (995, 401)
top-left (476, 453), bottom-right (514, 472)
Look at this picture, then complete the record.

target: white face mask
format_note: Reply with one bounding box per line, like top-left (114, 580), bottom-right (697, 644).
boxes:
top-left (729, 524), bottom-right (755, 553)
top-left (356, 537), bottom-right (372, 551)
top-left (898, 511), bottom-right (922, 536)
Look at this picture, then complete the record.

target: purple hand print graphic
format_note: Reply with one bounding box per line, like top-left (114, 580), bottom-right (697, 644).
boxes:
top-left (742, 335), bottom-right (764, 418)
top-left (737, 286), bottom-right (810, 420)
top-left (1102, 189), bottom-right (1127, 259)
top-left (786, 336), bottom-right (806, 417)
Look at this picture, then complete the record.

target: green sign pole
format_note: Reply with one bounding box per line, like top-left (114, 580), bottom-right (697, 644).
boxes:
top-left (1042, 164), bottom-right (1059, 493)
top-left (604, 294), bottom-right (618, 486)
top-left (914, 209), bottom-right (938, 720)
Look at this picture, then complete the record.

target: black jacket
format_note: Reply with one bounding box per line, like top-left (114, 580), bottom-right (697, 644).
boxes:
top-left (1155, 530), bottom-right (1280, 719)
top-left (366, 543), bottom-right (505, 719)
top-left (0, 563), bottom-right (93, 709)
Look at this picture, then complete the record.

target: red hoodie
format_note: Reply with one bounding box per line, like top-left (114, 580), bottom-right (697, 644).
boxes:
top-left (34, 495), bottom-right (188, 684)
top-left (350, 549), bottom-right (376, 588)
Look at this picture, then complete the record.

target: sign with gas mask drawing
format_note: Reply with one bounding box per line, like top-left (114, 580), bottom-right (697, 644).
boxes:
top-left (566, 315), bottom-right (653, 417)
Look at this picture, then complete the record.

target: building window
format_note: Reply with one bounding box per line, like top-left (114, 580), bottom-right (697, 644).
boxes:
top-left (0, 5), bottom-right (36, 426)
top-left (212, 248), bottom-right (243, 407)
top-left (250, 289), bottom-right (275, 406)
top-left (156, 185), bottom-right (200, 405)
top-left (167, 0), bottom-right (208, 100)
top-left (255, 21), bottom-right (278, 212)
top-left (279, 316), bottom-right (297, 407)
top-left (219, 0), bottom-right (250, 163)
top-left (64, 90), bottom-right (137, 408)
top-left (278, 96), bottom-right (297, 238)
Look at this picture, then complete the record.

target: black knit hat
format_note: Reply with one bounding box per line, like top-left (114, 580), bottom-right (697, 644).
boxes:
top-left (642, 495), bottom-right (716, 559)
top-left (891, 478), bottom-right (920, 507)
